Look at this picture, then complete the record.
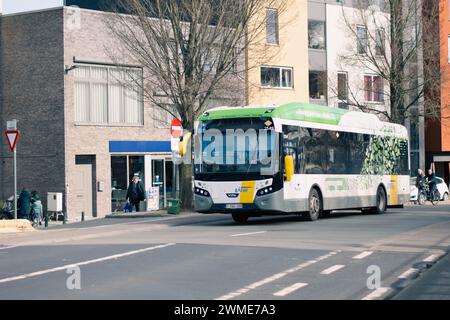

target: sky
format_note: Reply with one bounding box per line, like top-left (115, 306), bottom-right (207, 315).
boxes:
top-left (1, 0), bottom-right (65, 15)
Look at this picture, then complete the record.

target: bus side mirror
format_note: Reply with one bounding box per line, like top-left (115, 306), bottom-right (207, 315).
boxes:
top-left (179, 132), bottom-right (192, 156)
top-left (285, 155), bottom-right (294, 182)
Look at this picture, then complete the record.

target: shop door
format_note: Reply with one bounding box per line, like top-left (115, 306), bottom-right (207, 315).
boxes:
top-left (152, 159), bottom-right (166, 208)
top-left (74, 164), bottom-right (93, 217)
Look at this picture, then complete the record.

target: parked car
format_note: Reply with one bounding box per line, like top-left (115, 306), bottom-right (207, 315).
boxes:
top-left (410, 177), bottom-right (449, 202)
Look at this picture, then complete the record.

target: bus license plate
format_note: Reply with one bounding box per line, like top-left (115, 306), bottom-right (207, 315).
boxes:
top-left (226, 204), bottom-right (243, 209)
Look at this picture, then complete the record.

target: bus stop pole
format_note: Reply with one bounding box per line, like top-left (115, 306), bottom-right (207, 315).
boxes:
top-left (173, 152), bottom-right (177, 199)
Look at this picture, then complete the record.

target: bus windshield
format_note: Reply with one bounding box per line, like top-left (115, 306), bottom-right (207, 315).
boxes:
top-left (194, 118), bottom-right (280, 178)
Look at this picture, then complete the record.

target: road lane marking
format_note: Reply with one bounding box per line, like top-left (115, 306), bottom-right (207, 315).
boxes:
top-left (320, 265), bottom-right (345, 275)
top-left (398, 268), bottom-right (419, 279)
top-left (274, 283), bottom-right (308, 297)
top-left (423, 254), bottom-right (439, 262)
top-left (362, 287), bottom-right (390, 300)
top-left (353, 251), bottom-right (373, 260)
top-left (0, 243), bottom-right (175, 284)
top-left (0, 245), bottom-right (20, 251)
top-left (230, 231), bottom-right (267, 237)
top-left (216, 251), bottom-right (338, 300)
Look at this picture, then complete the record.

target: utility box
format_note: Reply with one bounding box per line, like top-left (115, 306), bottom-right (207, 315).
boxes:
top-left (47, 192), bottom-right (63, 212)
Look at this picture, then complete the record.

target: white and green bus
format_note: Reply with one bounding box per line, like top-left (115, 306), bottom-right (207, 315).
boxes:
top-left (193, 102), bottom-right (410, 223)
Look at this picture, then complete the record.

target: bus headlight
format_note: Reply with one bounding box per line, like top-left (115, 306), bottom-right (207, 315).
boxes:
top-left (195, 188), bottom-right (210, 197)
top-left (257, 187), bottom-right (274, 197)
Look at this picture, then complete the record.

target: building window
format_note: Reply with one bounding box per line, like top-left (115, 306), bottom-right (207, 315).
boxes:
top-left (337, 72), bottom-right (348, 101)
top-left (357, 25), bottom-right (368, 54)
top-left (309, 71), bottom-right (327, 100)
top-left (261, 66), bottom-right (293, 88)
top-left (364, 75), bottom-right (383, 102)
top-left (266, 9), bottom-right (279, 45)
top-left (74, 65), bottom-right (143, 125)
top-left (448, 35), bottom-right (450, 62)
top-left (375, 28), bottom-right (385, 56)
top-left (308, 20), bottom-right (326, 50)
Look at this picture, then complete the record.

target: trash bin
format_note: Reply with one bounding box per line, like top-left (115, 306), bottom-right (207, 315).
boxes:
top-left (167, 198), bottom-right (181, 215)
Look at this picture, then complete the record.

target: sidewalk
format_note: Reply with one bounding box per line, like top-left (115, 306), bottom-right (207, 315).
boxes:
top-left (0, 219), bottom-right (34, 234)
top-left (394, 251), bottom-right (450, 300)
top-left (105, 210), bottom-right (194, 219)
top-left (406, 200), bottom-right (450, 206)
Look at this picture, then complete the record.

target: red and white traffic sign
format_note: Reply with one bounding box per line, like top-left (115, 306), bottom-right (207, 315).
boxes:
top-left (170, 118), bottom-right (183, 138)
top-left (5, 130), bottom-right (20, 152)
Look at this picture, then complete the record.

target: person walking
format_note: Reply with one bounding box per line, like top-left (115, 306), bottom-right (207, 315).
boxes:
top-left (30, 191), bottom-right (43, 225)
top-left (426, 163), bottom-right (438, 196)
top-left (126, 174), bottom-right (145, 212)
top-left (18, 188), bottom-right (31, 220)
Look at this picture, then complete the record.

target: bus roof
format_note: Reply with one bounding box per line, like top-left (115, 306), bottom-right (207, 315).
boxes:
top-left (198, 102), bottom-right (408, 138)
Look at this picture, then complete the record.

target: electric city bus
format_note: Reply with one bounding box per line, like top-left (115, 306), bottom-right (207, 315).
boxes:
top-left (193, 102), bottom-right (410, 223)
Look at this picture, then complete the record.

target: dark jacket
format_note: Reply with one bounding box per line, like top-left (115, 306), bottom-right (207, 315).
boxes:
top-left (18, 189), bottom-right (31, 218)
top-left (126, 182), bottom-right (145, 202)
top-left (416, 174), bottom-right (426, 188)
top-left (427, 173), bottom-right (437, 186)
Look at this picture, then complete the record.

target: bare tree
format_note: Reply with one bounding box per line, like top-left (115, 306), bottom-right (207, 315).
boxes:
top-left (102, 0), bottom-right (288, 209)
top-left (329, 0), bottom-right (443, 125)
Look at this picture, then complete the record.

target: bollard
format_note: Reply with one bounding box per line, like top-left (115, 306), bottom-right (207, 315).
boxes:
top-left (81, 212), bottom-right (85, 222)
top-left (45, 212), bottom-right (49, 228)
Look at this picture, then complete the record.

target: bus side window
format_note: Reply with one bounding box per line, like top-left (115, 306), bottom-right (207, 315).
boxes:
top-left (282, 125), bottom-right (300, 174)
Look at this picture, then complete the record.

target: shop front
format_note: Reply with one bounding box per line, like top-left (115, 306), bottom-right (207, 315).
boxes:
top-left (110, 141), bottom-right (175, 212)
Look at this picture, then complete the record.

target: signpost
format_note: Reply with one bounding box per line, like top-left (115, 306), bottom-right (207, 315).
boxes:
top-left (5, 120), bottom-right (19, 220)
top-left (170, 119), bottom-right (183, 199)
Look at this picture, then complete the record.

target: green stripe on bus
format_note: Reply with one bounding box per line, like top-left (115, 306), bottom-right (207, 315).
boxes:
top-left (199, 102), bottom-right (349, 126)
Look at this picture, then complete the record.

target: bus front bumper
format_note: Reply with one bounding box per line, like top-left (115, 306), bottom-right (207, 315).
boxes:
top-left (195, 190), bottom-right (307, 214)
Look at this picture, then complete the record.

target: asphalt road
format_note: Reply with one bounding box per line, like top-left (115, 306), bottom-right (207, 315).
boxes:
top-left (0, 204), bottom-right (449, 300)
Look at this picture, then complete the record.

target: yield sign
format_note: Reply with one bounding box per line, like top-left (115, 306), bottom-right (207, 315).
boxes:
top-left (170, 118), bottom-right (183, 138)
top-left (5, 130), bottom-right (20, 152)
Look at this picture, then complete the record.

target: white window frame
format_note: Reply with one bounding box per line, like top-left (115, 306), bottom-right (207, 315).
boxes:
top-left (448, 35), bottom-right (450, 63)
top-left (364, 74), bottom-right (384, 103)
top-left (357, 25), bottom-right (368, 55)
top-left (337, 71), bottom-right (348, 102)
top-left (266, 8), bottom-right (279, 45)
top-left (375, 28), bottom-right (386, 56)
top-left (74, 64), bottom-right (144, 126)
top-left (261, 66), bottom-right (293, 89)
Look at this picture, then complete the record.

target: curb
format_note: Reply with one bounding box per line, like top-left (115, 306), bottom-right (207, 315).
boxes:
top-left (0, 220), bottom-right (34, 234)
top-left (386, 250), bottom-right (449, 300)
top-left (105, 211), bottom-right (184, 219)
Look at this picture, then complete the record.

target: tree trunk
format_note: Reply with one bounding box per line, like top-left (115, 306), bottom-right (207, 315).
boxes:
top-left (180, 162), bottom-right (193, 210)
top-left (179, 108), bottom-right (195, 211)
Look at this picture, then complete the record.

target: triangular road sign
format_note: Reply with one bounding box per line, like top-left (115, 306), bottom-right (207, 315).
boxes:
top-left (5, 130), bottom-right (20, 152)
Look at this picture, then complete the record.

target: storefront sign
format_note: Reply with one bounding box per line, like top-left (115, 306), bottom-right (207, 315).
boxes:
top-left (147, 187), bottom-right (160, 211)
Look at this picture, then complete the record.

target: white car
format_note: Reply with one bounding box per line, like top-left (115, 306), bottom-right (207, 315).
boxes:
top-left (410, 177), bottom-right (449, 202)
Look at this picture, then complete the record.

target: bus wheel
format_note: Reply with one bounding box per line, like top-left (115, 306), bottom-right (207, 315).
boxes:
top-left (232, 214), bottom-right (249, 224)
top-left (306, 189), bottom-right (321, 221)
top-left (370, 187), bottom-right (387, 215)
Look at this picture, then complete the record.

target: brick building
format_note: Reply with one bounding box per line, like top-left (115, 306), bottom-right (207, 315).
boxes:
top-left (0, 2), bottom-right (245, 219)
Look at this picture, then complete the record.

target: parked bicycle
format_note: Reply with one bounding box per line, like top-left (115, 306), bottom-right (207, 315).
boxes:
top-left (1, 194), bottom-right (42, 227)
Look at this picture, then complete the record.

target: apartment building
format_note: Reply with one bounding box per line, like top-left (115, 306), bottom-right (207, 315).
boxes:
top-left (308, 0), bottom-right (426, 173)
top-left (246, 0), bottom-right (309, 106)
top-left (424, 0), bottom-right (450, 184)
